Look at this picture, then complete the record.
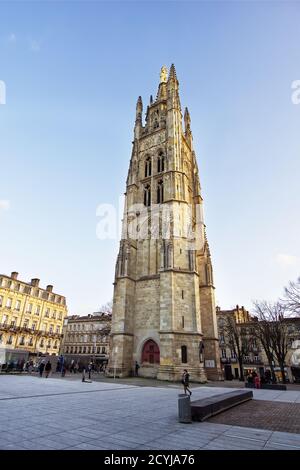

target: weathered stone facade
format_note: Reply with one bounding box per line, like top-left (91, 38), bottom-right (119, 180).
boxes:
top-left (0, 272), bottom-right (67, 359)
top-left (60, 313), bottom-right (111, 368)
top-left (107, 65), bottom-right (222, 382)
top-left (217, 306), bottom-right (300, 383)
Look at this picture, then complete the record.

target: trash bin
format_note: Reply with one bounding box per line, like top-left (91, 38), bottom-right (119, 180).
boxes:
top-left (178, 394), bottom-right (192, 423)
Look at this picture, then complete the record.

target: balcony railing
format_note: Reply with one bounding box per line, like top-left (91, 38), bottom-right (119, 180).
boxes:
top-left (0, 323), bottom-right (62, 338)
top-left (243, 357), bottom-right (263, 364)
top-left (220, 357), bottom-right (238, 364)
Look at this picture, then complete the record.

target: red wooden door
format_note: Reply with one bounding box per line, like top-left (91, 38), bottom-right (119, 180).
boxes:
top-left (142, 340), bottom-right (160, 364)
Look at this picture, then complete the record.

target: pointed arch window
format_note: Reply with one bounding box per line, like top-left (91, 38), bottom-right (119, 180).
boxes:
top-left (145, 156), bottom-right (152, 177)
top-left (157, 179), bottom-right (164, 204)
top-left (144, 184), bottom-right (151, 207)
top-left (157, 152), bottom-right (165, 173)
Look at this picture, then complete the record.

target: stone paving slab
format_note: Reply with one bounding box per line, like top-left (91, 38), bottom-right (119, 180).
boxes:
top-left (209, 399), bottom-right (300, 435)
top-left (0, 376), bottom-right (299, 450)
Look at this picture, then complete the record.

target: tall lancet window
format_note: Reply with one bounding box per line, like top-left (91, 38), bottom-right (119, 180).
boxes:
top-left (144, 184), bottom-right (151, 207)
top-left (157, 180), bottom-right (164, 204)
top-left (157, 152), bottom-right (165, 173)
top-left (145, 156), bottom-right (152, 177)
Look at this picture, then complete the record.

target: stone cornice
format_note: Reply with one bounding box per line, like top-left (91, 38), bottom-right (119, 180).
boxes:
top-left (110, 332), bottom-right (134, 337)
top-left (159, 331), bottom-right (203, 336)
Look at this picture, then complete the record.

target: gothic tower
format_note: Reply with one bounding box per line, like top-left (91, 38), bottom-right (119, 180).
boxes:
top-left (107, 65), bottom-right (222, 382)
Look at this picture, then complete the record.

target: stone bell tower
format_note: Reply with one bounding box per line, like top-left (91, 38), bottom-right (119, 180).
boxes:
top-left (107, 65), bottom-right (222, 382)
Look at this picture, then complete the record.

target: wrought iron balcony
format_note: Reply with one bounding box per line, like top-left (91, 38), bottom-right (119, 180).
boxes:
top-left (243, 357), bottom-right (263, 364)
top-left (220, 357), bottom-right (238, 364)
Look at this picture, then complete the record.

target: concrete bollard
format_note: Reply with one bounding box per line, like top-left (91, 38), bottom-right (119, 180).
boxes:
top-left (178, 394), bottom-right (192, 423)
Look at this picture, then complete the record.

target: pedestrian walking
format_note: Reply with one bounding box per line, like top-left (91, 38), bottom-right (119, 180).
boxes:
top-left (181, 369), bottom-right (192, 396)
top-left (135, 361), bottom-right (140, 377)
top-left (45, 360), bottom-right (52, 378)
top-left (38, 360), bottom-right (45, 378)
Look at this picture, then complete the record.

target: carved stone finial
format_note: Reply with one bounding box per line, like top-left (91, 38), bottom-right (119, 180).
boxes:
top-left (160, 65), bottom-right (168, 83)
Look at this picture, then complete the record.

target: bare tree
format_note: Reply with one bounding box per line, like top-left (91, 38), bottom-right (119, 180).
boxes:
top-left (283, 276), bottom-right (300, 316)
top-left (98, 300), bottom-right (113, 315)
top-left (253, 301), bottom-right (290, 383)
top-left (252, 303), bottom-right (277, 383)
top-left (223, 314), bottom-right (249, 381)
top-left (93, 301), bottom-right (112, 340)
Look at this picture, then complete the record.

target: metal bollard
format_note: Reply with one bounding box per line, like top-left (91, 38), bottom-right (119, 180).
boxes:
top-left (178, 394), bottom-right (192, 423)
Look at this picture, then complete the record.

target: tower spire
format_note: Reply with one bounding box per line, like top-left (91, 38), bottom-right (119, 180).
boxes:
top-left (134, 96), bottom-right (143, 139)
top-left (184, 107), bottom-right (191, 130)
top-left (136, 96), bottom-right (143, 118)
top-left (184, 107), bottom-right (193, 148)
top-left (168, 63), bottom-right (177, 81)
top-left (167, 63), bottom-right (181, 111)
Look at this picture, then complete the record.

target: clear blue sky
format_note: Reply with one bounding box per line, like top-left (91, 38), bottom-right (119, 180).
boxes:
top-left (0, 1), bottom-right (299, 315)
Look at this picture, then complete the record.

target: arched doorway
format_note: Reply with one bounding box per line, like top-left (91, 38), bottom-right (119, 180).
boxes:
top-left (142, 339), bottom-right (160, 364)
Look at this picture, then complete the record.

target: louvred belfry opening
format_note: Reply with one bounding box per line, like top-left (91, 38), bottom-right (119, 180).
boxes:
top-left (142, 340), bottom-right (160, 364)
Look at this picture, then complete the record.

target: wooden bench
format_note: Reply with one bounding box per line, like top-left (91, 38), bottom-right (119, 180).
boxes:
top-left (191, 390), bottom-right (253, 422)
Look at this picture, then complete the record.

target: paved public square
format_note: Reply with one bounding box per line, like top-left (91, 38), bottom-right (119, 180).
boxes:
top-left (0, 375), bottom-right (300, 450)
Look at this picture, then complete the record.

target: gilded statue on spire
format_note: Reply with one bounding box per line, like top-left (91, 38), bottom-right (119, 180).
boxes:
top-left (160, 65), bottom-right (168, 83)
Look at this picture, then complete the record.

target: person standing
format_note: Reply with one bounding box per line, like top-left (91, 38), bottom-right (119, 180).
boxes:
top-left (254, 374), bottom-right (261, 389)
top-left (182, 369), bottom-right (192, 396)
top-left (70, 359), bottom-right (75, 373)
top-left (88, 362), bottom-right (92, 380)
top-left (38, 360), bottom-right (45, 378)
top-left (61, 364), bottom-right (66, 377)
top-left (135, 361), bottom-right (140, 377)
top-left (45, 360), bottom-right (52, 378)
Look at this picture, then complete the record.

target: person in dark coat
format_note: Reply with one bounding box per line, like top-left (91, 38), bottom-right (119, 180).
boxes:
top-left (39, 360), bottom-right (45, 377)
top-left (45, 360), bottom-right (52, 378)
top-left (182, 369), bottom-right (192, 396)
top-left (135, 361), bottom-right (140, 377)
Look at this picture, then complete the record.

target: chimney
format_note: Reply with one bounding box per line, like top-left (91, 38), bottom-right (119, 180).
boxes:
top-left (11, 272), bottom-right (18, 280)
top-left (46, 285), bottom-right (53, 292)
top-left (31, 278), bottom-right (40, 287)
